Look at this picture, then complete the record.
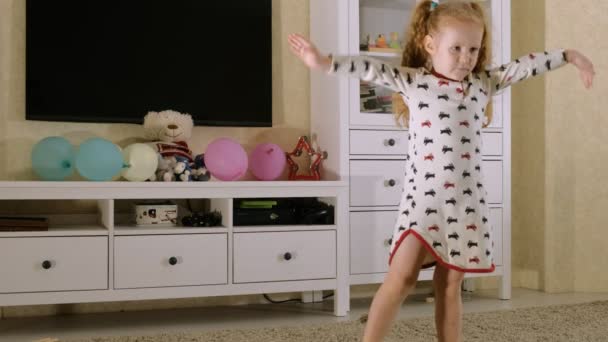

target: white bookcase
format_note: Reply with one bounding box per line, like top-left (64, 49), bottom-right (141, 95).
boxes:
top-left (310, 0), bottom-right (511, 299)
top-left (0, 181), bottom-right (351, 316)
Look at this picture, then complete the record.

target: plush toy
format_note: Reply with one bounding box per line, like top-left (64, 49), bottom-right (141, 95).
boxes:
top-left (143, 110), bottom-right (194, 181)
top-left (173, 156), bottom-right (192, 181)
top-left (155, 155), bottom-right (176, 181)
top-left (142, 110), bottom-right (210, 181)
top-left (191, 154), bottom-right (211, 181)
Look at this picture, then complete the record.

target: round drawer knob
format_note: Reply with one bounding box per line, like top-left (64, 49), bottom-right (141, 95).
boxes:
top-left (41, 260), bottom-right (52, 270)
top-left (387, 179), bottom-right (396, 187)
top-left (283, 252), bottom-right (292, 261)
top-left (387, 138), bottom-right (396, 146)
top-left (168, 257), bottom-right (178, 265)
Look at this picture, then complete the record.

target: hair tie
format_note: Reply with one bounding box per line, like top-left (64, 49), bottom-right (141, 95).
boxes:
top-left (430, 1), bottom-right (439, 10)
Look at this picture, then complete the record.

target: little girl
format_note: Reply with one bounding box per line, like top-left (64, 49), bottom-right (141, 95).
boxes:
top-left (289, 1), bottom-right (594, 341)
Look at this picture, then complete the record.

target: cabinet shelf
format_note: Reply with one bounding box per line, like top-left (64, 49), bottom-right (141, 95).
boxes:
top-left (114, 226), bottom-right (228, 235)
top-left (0, 225), bottom-right (108, 237)
top-left (360, 50), bottom-right (400, 58)
top-left (233, 225), bottom-right (336, 233)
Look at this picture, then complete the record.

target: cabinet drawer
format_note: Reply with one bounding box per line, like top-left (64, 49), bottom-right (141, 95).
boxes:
top-left (350, 160), bottom-right (406, 207)
top-left (114, 234), bottom-right (227, 289)
top-left (350, 211), bottom-right (396, 274)
top-left (482, 132), bottom-right (503, 156)
top-left (489, 208), bottom-right (503, 266)
top-left (233, 230), bottom-right (336, 283)
top-left (482, 160), bottom-right (503, 204)
top-left (350, 130), bottom-right (408, 155)
top-left (0, 237), bottom-right (108, 293)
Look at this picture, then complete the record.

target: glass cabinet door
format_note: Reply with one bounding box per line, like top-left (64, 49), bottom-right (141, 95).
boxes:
top-left (349, 0), bottom-right (503, 128)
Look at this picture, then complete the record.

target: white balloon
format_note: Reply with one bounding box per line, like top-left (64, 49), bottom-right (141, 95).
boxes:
top-left (121, 143), bottom-right (159, 181)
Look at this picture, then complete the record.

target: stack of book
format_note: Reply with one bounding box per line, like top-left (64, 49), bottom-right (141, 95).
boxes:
top-left (0, 217), bottom-right (49, 232)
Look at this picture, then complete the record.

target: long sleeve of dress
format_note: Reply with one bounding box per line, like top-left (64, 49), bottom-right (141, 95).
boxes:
top-left (485, 49), bottom-right (568, 95)
top-left (327, 55), bottom-right (419, 96)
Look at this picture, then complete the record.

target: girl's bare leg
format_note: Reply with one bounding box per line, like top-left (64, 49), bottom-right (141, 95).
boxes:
top-left (432, 264), bottom-right (465, 342)
top-left (362, 236), bottom-right (429, 342)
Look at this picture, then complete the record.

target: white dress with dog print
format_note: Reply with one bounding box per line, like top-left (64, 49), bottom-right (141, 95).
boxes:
top-left (329, 49), bottom-right (566, 272)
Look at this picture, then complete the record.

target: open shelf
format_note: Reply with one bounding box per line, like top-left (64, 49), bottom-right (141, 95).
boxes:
top-left (0, 225), bottom-right (109, 238)
top-left (360, 50), bottom-right (400, 58)
top-left (114, 226), bottom-right (227, 235)
top-left (233, 197), bottom-right (335, 227)
top-left (233, 225), bottom-right (337, 233)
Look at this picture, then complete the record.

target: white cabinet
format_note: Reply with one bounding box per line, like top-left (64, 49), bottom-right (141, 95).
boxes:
top-left (483, 160), bottom-right (503, 205)
top-left (350, 160), bottom-right (406, 206)
top-left (0, 237), bottom-right (108, 293)
top-left (233, 230), bottom-right (336, 283)
top-left (311, 0), bottom-right (511, 299)
top-left (349, 211), bottom-right (395, 274)
top-left (114, 234), bottom-right (228, 289)
top-left (0, 181), bottom-right (350, 316)
top-left (349, 130), bottom-right (408, 155)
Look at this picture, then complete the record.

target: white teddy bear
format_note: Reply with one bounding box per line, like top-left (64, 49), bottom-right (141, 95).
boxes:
top-left (143, 110), bottom-right (195, 181)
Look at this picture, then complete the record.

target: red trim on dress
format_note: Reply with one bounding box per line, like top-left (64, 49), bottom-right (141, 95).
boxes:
top-left (389, 229), bottom-right (496, 273)
top-left (430, 69), bottom-right (462, 82)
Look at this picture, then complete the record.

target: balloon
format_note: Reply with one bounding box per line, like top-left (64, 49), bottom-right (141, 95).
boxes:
top-left (121, 143), bottom-right (159, 181)
top-left (75, 138), bottom-right (124, 181)
top-left (204, 138), bottom-right (248, 181)
top-left (249, 143), bottom-right (286, 181)
top-left (31, 136), bottom-right (75, 180)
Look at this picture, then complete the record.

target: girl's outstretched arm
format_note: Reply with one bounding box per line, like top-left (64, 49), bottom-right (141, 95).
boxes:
top-left (288, 34), bottom-right (418, 96)
top-left (486, 50), bottom-right (565, 94)
top-left (485, 49), bottom-right (595, 95)
top-left (565, 49), bottom-right (595, 89)
top-left (288, 33), bottom-right (332, 71)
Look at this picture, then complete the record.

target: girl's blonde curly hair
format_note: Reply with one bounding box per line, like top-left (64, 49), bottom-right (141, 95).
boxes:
top-left (393, 0), bottom-right (492, 127)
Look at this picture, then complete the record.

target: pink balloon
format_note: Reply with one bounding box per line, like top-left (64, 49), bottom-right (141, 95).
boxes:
top-left (204, 138), bottom-right (248, 181)
top-left (249, 143), bottom-right (286, 181)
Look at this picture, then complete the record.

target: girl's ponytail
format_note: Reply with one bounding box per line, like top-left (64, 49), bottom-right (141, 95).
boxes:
top-left (401, 0), bottom-right (435, 69)
top-left (394, 1), bottom-right (436, 126)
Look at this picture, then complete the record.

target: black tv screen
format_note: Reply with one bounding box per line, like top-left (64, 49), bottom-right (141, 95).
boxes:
top-left (26, 1), bottom-right (272, 127)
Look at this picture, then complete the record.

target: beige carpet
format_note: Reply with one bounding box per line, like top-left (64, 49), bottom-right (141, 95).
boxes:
top-left (65, 300), bottom-right (608, 342)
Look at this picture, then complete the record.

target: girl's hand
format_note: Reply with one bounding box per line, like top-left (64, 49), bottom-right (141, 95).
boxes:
top-left (288, 33), bottom-right (331, 71)
top-left (565, 49), bottom-right (595, 89)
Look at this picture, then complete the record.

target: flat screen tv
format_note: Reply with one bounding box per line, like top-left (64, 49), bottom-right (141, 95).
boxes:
top-left (26, 1), bottom-right (272, 127)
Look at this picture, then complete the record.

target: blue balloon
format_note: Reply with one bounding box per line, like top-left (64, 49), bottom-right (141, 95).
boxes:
top-left (31, 136), bottom-right (75, 181)
top-left (75, 138), bottom-right (124, 181)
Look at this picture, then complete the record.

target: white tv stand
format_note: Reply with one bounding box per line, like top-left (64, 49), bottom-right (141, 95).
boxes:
top-left (0, 181), bottom-right (350, 316)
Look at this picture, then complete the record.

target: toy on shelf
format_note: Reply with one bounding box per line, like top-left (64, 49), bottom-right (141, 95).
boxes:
top-left (285, 136), bottom-right (327, 181)
top-left (375, 34), bottom-right (388, 48)
top-left (191, 154), bottom-right (211, 181)
top-left (366, 32), bottom-right (402, 54)
top-left (360, 34), bottom-right (372, 51)
top-left (389, 31), bottom-right (401, 50)
top-left (142, 110), bottom-right (209, 181)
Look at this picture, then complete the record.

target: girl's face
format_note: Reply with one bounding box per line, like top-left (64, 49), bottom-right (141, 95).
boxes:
top-left (424, 18), bottom-right (484, 81)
